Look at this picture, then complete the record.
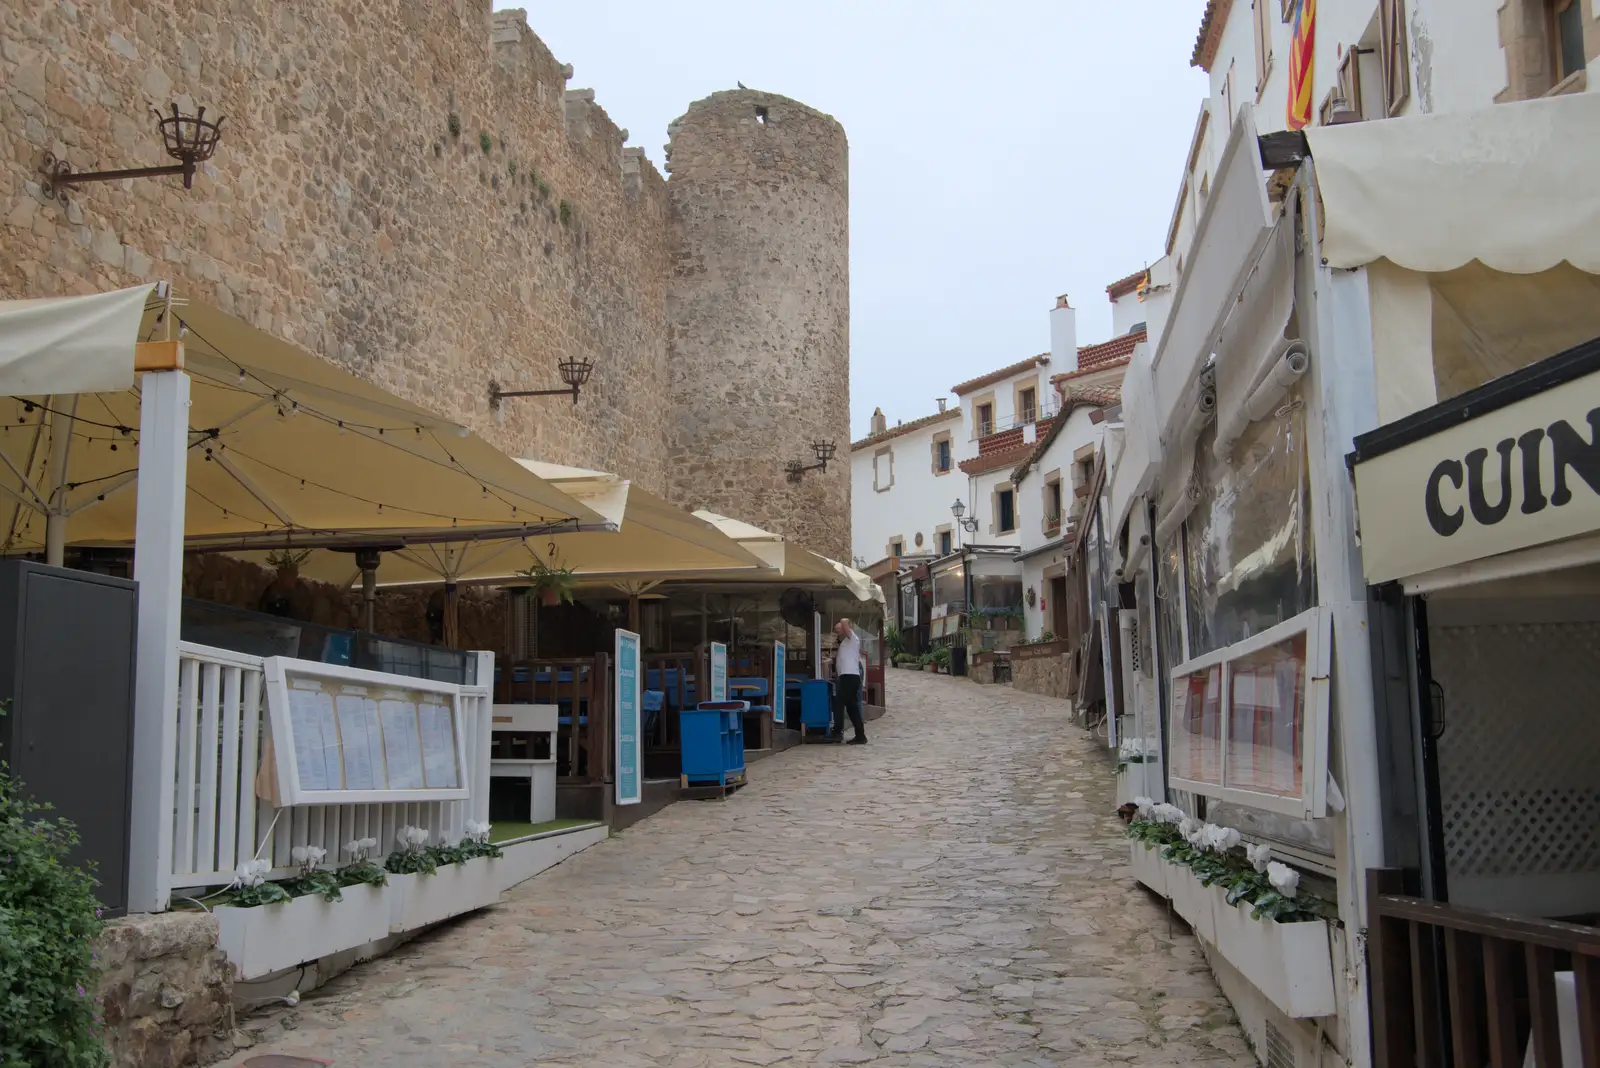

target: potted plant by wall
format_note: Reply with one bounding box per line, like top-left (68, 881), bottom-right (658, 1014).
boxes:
top-left (384, 823), bottom-right (503, 933)
top-left (930, 647), bottom-right (952, 674)
top-left (213, 841), bottom-right (393, 981)
top-left (1122, 801), bottom-right (1338, 1018)
top-left (258, 546), bottom-right (314, 618)
top-left (517, 556), bottom-right (577, 607)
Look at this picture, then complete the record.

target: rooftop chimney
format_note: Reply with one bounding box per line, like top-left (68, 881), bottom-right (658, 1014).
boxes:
top-left (1050, 295), bottom-right (1078, 374)
top-left (936, 398), bottom-right (948, 413)
top-left (870, 406), bottom-right (887, 436)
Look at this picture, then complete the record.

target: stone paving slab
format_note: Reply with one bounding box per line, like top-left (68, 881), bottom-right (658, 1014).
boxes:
top-left (229, 670), bottom-right (1255, 1067)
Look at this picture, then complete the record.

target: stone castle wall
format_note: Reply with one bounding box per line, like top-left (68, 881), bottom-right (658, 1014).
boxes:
top-left (1, 2), bottom-right (673, 492)
top-left (0, 3), bottom-right (852, 559)
top-left (664, 90), bottom-right (852, 561)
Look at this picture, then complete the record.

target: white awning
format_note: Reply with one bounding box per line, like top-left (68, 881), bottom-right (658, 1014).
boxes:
top-left (1308, 91), bottom-right (1600, 274)
top-left (0, 285), bottom-right (156, 395)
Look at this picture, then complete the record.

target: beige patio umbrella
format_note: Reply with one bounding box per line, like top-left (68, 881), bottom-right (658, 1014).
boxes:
top-left (0, 291), bottom-right (607, 555)
top-left (231, 465), bottom-right (772, 590)
top-left (687, 511), bottom-right (885, 604)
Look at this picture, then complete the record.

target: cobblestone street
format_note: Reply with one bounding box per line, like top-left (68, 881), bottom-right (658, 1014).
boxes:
top-left (234, 671), bottom-right (1254, 1068)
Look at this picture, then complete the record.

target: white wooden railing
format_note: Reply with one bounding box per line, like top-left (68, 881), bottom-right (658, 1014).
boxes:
top-left (160, 642), bottom-right (493, 905)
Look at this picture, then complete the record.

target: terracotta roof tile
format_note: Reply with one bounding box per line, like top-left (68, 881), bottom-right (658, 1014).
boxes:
top-left (1071, 328), bottom-right (1147, 374)
top-left (1011, 386), bottom-right (1124, 485)
top-left (1192, 0), bottom-right (1235, 71)
top-left (1053, 355), bottom-right (1132, 386)
top-left (849, 406), bottom-right (961, 451)
top-left (957, 443), bottom-right (1034, 476)
top-left (1105, 269), bottom-right (1149, 300)
top-left (950, 355), bottom-right (1050, 397)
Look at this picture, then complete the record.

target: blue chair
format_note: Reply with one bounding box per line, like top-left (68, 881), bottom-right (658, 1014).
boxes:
top-left (643, 689), bottom-right (665, 739)
top-left (729, 676), bottom-right (772, 713)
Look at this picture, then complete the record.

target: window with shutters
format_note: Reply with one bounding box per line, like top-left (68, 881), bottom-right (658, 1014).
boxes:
top-left (1379, 0), bottom-right (1410, 116)
top-left (932, 432), bottom-right (953, 475)
top-left (1319, 45), bottom-right (1368, 125)
top-left (1254, 0), bottom-right (1275, 95)
top-left (1549, 0), bottom-right (1586, 85)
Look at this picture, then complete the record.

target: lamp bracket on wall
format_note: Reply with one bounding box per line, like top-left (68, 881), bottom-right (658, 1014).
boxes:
top-left (785, 440), bottom-right (836, 484)
top-left (488, 358), bottom-right (594, 410)
top-left (40, 104), bottom-right (225, 206)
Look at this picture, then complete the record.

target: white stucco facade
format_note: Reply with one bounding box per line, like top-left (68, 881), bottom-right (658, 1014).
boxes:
top-left (847, 407), bottom-right (965, 568)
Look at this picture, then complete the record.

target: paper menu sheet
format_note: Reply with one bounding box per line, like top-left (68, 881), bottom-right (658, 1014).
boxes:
top-left (379, 698), bottom-right (425, 789)
top-left (418, 701), bottom-right (459, 788)
top-left (287, 686), bottom-right (341, 791)
top-left (335, 693), bottom-right (383, 791)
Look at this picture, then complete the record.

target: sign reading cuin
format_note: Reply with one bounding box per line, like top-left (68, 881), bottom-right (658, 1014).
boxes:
top-left (709, 642), bottom-right (728, 703)
top-left (1352, 362), bottom-right (1600, 585)
top-left (615, 629), bottom-right (641, 806)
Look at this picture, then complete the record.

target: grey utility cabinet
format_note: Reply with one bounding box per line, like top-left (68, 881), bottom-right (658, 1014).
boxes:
top-left (0, 561), bottom-right (138, 916)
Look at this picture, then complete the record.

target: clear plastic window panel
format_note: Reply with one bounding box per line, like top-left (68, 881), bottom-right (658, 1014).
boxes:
top-left (1170, 664), bottom-right (1223, 787)
top-left (1183, 394), bottom-right (1316, 659)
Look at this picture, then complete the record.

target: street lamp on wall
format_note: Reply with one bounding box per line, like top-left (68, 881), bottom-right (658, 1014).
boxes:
top-left (950, 498), bottom-right (979, 534)
top-left (488, 357), bottom-right (594, 410)
top-left (40, 104), bottom-right (225, 205)
top-left (784, 439), bottom-right (837, 484)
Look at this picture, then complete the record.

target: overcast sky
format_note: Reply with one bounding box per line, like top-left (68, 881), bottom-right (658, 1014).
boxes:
top-left (493, 2), bottom-right (1210, 438)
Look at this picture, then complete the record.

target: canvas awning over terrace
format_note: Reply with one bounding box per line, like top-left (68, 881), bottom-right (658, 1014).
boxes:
top-left (0, 287), bottom-right (608, 555)
top-left (229, 464), bottom-right (772, 587)
top-left (693, 511), bottom-right (885, 604)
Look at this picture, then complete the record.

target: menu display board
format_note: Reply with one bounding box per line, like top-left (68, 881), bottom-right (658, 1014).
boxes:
top-left (709, 642), bottom-right (728, 703)
top-left (615, 629), bottom-right (641, 806)
top-left (264, 658), bottom-right (470, 806)
top-left (772, 641), bottom-right (786, 725)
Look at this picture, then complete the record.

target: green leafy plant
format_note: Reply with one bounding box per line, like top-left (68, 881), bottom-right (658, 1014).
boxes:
top-left (227, 860), bottom-right (291, 908)
top-left (479, 131), bottom-right (493, 155)
top-left (559, 199), bottom-right (573, 226)
top-left (885, 626), bottom-right (906, 658)
top-left (517, 555), bottom-right (577, 605)
top-left (336, 837), bottom-right (387, 888)
top-left (507, 160), bottom-right (517, 179)
top-left (0, 725), bottom-right (110, 1068)
top-left (281, 846), bottom-right (341, 903)
top-left (930, 646), bottom-right (952, 671)
top-left (265, 547), bottom-right (312, 575)
top-left (1124, 808), bottom-right (1334, 924)
top-left (457, 820), bottom-right (504, 861)
top-left (384, 826), bottom-right (437, 876)
top-left (537, 178), bottom-right (550, 200)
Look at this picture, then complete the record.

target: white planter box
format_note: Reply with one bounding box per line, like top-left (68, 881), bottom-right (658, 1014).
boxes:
top-left (493, 825), bottom-right (609, 893)
top-left (1208, 883), bottom-right (1338, 1018)
top-left (1163, 856), bottom-right (1217, 943)
top-left (387, 858), bottom-right (501, 933)
top-left (1128, 840), bottom-right (1167, 897)
top-left (1115, 766), bottom-right (1134, 805)
top-left (215, 884), bottom-right (390, 981)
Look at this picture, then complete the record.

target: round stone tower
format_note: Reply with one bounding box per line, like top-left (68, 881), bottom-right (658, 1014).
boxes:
top-left (663, 89), bottom-right (850, 562)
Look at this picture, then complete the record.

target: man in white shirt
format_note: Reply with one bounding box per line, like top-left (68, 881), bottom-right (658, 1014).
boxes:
top-left (831, 618), bottom-right (868, 745)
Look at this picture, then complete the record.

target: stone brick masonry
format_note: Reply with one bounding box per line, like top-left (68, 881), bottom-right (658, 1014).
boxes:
top-left (0, 2), bottom-right (851, 560)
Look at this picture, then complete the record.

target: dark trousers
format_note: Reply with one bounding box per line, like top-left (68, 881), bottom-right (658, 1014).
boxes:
top-left (833, 673), bottom-right (865, 738)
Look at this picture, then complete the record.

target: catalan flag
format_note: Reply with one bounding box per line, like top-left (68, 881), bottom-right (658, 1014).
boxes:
top-left (1287, 0), bottom-right (1316, 130)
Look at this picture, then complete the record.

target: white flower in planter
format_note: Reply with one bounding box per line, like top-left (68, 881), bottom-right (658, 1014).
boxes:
top-left (1246, 843), bottom-right (1273, 873)
top-left (233, 858), bottom-right (271, 888)
top-left (1152, 803), bottom-right (1185, 825)
top-left (397, 825), bottom-right (430, 850)
top-left (1202, 824), bottom-right (1241, 854)
top-left (1266, 861), bottom-right (1300, 899)
top-left (290, 845), bottom-right (328, 871)
top-left (1132, 797), bottom-right (1155, 819)
top-left (464, 819), bottom-right (493, 844)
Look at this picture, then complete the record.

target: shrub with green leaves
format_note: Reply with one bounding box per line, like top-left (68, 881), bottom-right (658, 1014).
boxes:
top-left (0, 772), bottom-right (109, 1068)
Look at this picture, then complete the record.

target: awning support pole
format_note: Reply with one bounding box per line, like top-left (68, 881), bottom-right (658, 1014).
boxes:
top-left (44, 395), bottom-right (77, 567)
top-left (127, 368), bottom-right (190, 913)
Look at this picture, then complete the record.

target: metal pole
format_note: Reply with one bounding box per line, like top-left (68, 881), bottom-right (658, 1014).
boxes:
top-left (127, 368), bottom-right (190, 913)
top-left (44, 395), bottom-right (78, 567)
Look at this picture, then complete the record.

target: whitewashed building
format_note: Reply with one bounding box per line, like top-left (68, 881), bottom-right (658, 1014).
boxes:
top-left (1098, 4), bottom-right (1600, 1068)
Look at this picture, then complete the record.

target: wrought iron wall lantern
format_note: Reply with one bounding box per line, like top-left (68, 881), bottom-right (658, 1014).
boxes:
top-left (40, 104), bottom-right (225, 205)
top-left (784, 440), bottom-right (836, 484)
top-left (950, 499), bottom-right (979, 533)
top-left (488, 357), bottom-right (594, 410)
